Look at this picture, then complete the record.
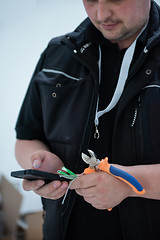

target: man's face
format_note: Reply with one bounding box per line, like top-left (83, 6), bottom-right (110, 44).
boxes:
top-left (83, 0), bottom-right (151, 49)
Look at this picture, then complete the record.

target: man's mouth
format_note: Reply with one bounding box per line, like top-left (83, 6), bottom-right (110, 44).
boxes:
top-left (101, 22), bottom-right (119, 30)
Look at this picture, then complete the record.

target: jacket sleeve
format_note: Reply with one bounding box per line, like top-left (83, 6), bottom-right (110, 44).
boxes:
top-left (15, 49), bottom-right (48, 142)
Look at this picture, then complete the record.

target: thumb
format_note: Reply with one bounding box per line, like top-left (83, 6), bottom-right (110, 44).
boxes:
top-left (31, 151), bottom-right (45, 169)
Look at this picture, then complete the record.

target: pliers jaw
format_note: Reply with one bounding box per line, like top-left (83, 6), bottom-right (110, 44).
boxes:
top-left (81, 149), bottom-right (101, 170)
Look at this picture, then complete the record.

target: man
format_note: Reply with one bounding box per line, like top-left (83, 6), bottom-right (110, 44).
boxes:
top-left (15, 0), bottom-right (160, 239)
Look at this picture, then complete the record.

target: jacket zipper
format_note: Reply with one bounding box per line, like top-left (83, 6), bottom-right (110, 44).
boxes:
top-left (61, 82), bottom-right (98, 240)
top-left (131, 95), bottom-right (144, 163)
top-left (131, 96), bottom-right (141, 127)
top-left (61, 47), bottom-right (99, 240)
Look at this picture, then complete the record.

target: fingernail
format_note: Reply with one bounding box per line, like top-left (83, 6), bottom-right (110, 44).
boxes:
top-left (33, 159), bottom-right (41, 169)
top-left (61, 183), bottom-right (68, 189)
top-left (37, 180), bottom-right (44, 187)
top-left (53, 181), bottom-right (61, 188)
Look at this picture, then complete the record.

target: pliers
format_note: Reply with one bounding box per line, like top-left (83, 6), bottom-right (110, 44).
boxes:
top-left (82, 150), bottom-right (145, 195)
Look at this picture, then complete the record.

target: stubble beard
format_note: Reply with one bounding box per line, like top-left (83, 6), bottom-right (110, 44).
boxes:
top-left (100, 20), bottom-right (148, 43)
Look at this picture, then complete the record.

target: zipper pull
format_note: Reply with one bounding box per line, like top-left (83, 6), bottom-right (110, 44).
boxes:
top-left (94, 125), bottom-right (100, 139)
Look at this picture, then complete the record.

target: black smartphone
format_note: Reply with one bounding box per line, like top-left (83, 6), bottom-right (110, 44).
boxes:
top-left (10, 169), bottom-right (69, 183)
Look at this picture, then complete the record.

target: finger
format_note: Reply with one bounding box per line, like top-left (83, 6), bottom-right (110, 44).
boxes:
top-left (83, 196), bottom-right (108, 210)
top-left (91, 203), bottom-right (109, 210)
top-left (75, 186), bottom-right (96, 198)
top-left (22, 179), bottom-right (45, 191)
top-left (45, 181), bottom-right (68, 199)
top-left (34, 181), bottom-right (68, 199)
top-left (83, 196), bottom-right (97, 205)
top-left (34, 180), bottom-right (61, 196)
top-left (37, 185), bottom-right (68, 200)
top-left (70, 173), bottom-right (97, 189)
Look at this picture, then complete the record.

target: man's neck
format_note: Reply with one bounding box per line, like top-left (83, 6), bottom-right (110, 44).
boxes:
top-left (114, 22), bottom-right (149, 50)
top-left (117, 36), bottom-right (138, 50)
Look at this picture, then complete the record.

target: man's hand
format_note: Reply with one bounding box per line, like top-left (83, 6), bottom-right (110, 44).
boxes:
top-left (23, 178), bottom-right (68, 200)
top-left (31, 150), bottom-right (63, 173)
top-left (70, 171), bottom-right (132, 210)
top-left (22, 150), bottom-right (68, 200)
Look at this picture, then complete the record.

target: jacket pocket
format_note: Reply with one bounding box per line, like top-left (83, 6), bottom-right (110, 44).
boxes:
top-left (35, 68), bottom-right (95, 165)
top-left (36, 69), bottom-right (85, 111)
top-left (147, 86), bottom-right (160, 161)
top-left (36, 70), bottom-right (85, 140)
top-left (131, 85), bottom-right (160, 164)
top-left (36, 68), bottom-right (82, 86)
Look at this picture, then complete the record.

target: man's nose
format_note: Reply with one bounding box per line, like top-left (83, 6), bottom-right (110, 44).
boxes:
top-left (97, 2), bottom-right (112, 22)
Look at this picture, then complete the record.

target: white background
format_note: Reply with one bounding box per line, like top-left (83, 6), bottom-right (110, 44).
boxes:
top-left (0, 0), bottom-right (86, 214)
top-left (0, 0), bottom-right (160, 213)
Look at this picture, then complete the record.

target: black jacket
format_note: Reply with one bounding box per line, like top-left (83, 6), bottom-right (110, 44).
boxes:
top-left (16, 1), bottom-right (160, 239)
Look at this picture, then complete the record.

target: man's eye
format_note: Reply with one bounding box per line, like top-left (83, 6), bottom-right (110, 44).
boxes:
top-left (111, 0), bottom-right (124, 2)
top-left (86, 0), bottom-right (97, 2)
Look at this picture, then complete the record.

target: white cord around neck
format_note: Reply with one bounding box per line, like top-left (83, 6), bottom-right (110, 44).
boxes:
top-left (94, 27), bottom-right (147, 128)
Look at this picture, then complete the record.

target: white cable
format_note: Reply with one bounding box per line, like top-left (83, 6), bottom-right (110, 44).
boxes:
top-left (94, 24), bottom-right (148, 127)
top-left (61, 177), bottom-right (78, 205)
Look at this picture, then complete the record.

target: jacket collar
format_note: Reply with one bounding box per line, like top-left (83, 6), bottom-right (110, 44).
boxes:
top-left (144, 1), bottom-right (160, 50)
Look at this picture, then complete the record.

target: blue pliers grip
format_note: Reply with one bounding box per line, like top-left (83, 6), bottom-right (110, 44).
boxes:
top-left (98, 158), bottom-right (145, 195)
top-left (109, 164), bottom-right (145, 194)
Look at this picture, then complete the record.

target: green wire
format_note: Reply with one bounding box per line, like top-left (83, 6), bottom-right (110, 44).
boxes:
top-left (57, 167), bottom-right (77, 180)
top-left (57, 170), bottom-right (69, 176)
top-left (61, 166), bottom-right (77, 177)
